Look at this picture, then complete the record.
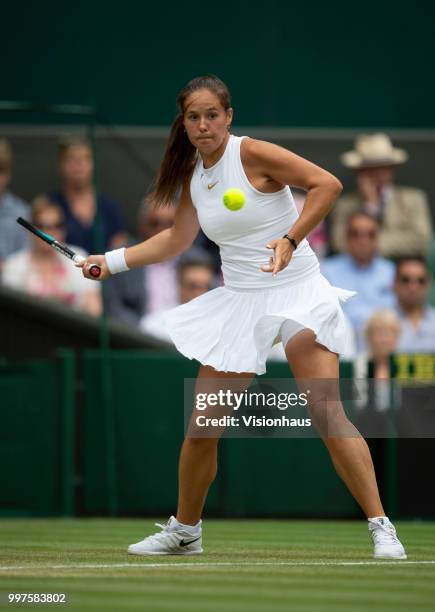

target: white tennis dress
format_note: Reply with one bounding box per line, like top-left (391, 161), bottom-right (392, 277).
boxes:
top-left (164, 135), bottom-right (355, 375)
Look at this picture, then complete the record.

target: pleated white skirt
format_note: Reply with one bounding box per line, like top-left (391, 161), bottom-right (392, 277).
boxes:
top-left (163, 272), bottom-right (356, 375)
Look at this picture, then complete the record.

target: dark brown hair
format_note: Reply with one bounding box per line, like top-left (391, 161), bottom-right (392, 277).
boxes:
top-left (58, 134), bottom-right (91, 159)
top-left (148, 75), bottom-right (231, 207)
top-left (395, 256), bottom-right (428, 278)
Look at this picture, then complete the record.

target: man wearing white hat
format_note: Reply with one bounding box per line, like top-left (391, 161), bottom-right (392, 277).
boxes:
top-left (331, 133), bottom-right (432, 258)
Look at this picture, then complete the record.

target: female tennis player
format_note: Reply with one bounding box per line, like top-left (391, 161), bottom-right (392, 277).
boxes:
top-left (80, 75), bottom-right (406, 560)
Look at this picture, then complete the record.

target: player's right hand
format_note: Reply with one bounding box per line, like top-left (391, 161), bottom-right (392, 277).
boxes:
top-left (77, 254), bottom-right (111, 280)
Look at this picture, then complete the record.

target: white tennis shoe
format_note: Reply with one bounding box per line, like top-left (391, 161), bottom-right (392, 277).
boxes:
top-left (368, 517), bottom-right (407, 559)
top-left (127, 516), bottom-right (203, 556)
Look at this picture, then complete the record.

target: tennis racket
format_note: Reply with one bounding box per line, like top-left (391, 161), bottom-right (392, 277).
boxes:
top-left (16, 217), bottom-right (101, 278)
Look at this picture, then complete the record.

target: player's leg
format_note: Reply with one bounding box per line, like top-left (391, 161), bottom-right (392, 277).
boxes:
top-left (283, 327), bottom-right (406, 559)
top-left (177, 365), bottom-right (255, 525)
top-left (284, 329), bottom-right (383, 516)
top-left (128, 365), bottom-right (255, 556)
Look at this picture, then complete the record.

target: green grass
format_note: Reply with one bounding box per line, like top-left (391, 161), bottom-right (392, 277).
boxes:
top-left (0, 519), bottom-right (434, 612)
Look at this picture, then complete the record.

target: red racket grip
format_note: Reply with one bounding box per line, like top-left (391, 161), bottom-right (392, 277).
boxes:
top-left (89, 264), bottom-right (101, 278)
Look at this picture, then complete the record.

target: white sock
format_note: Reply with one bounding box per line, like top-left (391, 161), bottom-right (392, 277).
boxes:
top-left (368, 516), bottom-right (389, 522)
top-left (173, 518), bottom-right (201, 533)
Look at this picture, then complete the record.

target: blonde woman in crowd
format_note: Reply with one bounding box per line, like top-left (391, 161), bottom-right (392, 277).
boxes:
top-left (353, 310), bottom-right (402, 413)
top-left (366, 310), bottom-right (402, 379)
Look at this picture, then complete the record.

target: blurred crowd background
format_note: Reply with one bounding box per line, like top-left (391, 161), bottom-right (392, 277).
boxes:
top-left (1, 1), bottom-right (435, 522)
top-left (2, 1), bottom-right (435, 379)
top-left (1, 130), bottom-right (434, 375)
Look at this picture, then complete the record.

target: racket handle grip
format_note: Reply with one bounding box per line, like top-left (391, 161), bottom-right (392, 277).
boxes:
top-left (74, 255), bottom-right (101, 279)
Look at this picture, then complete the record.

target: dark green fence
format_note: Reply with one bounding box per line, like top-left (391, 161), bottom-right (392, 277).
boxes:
top-left (3, 350), bottom-right (434, 518)
top-left (0, 350), bottom-right (74, 516)
top-left (82, 351), bottom-right (196, 516)
top-left (81, 351), bottom-right (359, 518)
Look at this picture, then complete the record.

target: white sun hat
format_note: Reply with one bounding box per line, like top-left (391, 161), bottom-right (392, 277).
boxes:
top-left (341, 133), bottom-right (408, 168)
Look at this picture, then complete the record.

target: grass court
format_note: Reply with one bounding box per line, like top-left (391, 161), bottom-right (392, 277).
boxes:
top-left (1, 519), bottom-right (434, 611)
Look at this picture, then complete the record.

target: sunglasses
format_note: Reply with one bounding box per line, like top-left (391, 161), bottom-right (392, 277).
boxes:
top-left (36, 223), bottom-right (65, 232)
top-left (398, 275), bottom-right (428, 285)
top-left (348, 229), bottom-right (377, 239)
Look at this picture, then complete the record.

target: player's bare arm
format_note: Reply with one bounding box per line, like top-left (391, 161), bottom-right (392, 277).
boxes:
top-left (243, 138), bottom-right (342, 240)
top-left (243, 138), bottom-right (342, 276)
top-left (80, 183), bottom-right (200, 280)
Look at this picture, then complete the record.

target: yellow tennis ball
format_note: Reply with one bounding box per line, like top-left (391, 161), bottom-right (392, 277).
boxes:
top-left (223, 188), bottom-right (245, 211)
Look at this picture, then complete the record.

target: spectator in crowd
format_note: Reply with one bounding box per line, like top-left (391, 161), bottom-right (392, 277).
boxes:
top-left (393, 257), bottom-right (435, 352)
top-left (0, 138), bottom-right (31, 270)
top-left (2, 196), bottom-right (101, 316)
top-left (105, 202), bottom-right (181, 326)
top-left (353, 310), bottom-right (402, 415)
top-left (321, 212), bottom-right (395, 350)
top-left (140, 250), bottom-right (215, 342)
top-left (137, 202), bottom-right (182, 314)
top-left (426, 236), bottom-right (435, 307)
top-left (365, 310), bottom-right (402, 379)
top-left (331, 133), bottom-right (433, 258)
top-left (50, 135), bottom-right (128, 253)
top-left (293, 188), bottom-right (328, 260)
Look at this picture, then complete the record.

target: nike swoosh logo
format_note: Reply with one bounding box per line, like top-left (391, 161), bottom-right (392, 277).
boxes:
top-left (207, 181), bottom-right (219, 190)
top-left (179, 536), bottom-right (201, 547)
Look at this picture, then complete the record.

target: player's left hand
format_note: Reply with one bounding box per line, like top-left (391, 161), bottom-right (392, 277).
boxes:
top-left (260, 238), bottom-right (295, 277)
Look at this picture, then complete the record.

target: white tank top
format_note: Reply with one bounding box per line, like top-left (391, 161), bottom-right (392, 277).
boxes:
top-left (190, 135), bottom-right (320, 290)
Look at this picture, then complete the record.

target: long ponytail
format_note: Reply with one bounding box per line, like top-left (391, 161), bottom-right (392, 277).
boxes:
top-left (148, 75), bottom-right (231, 208)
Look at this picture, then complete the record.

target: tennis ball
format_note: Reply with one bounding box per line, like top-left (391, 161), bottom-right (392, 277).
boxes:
top-left (223, 188), bottom-right (245, 211)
